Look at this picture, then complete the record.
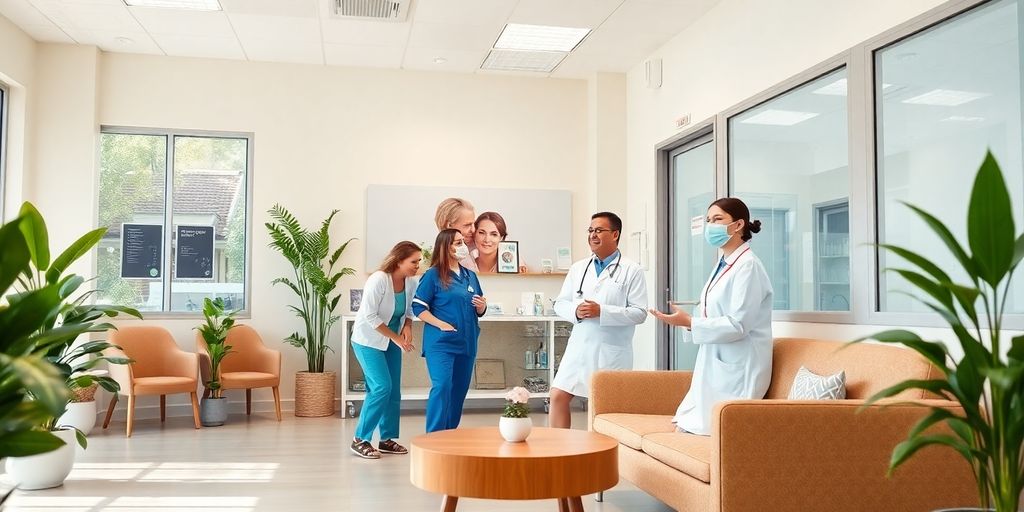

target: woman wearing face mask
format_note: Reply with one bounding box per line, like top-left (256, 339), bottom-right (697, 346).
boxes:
top-left (648, 197), bottom-right (773, 436)
top-left (412, 229), bottom-right (487, 432)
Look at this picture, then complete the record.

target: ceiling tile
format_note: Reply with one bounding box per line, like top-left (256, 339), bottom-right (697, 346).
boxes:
top-left (406, 21), bottom-right (499, 50)
top-left (72, 29), bottom-right (163, 54)
top-left (323, 42), bottom-right (404, 68)
top-left (242, 38), bottom-right (322, 65)
top-left (601, 0), bottom-right (716, 35)
top-left (412, 0), bottom-right (516, 27)
top-left (402, 46), bottom-right (486, 73)
top-left (320, 17), bottom-right (410, 46)
top-left (508, 0), bottom-right (623, 29)
top-left (48, 1), bottom-right (141, 31)
top-left (130, 7), bottom-right (233, 36)
top-left (150, 32), bottom-right (244, 59)
top-left (0, 0), bottom-right (53, 27)
top-left (17, 23), bottom-right (74, 41)
top-left (230, 13), bottom-right (319, 44)
top-left (220, 0), bottom-right (316, 17)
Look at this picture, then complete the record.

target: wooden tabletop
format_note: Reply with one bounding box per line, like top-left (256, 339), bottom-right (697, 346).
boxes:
top-left (410, 427), bottom-right (618, 500)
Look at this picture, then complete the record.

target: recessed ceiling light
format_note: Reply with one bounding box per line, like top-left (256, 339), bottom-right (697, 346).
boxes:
top-left (115, 36), bottom-right (134, 45)
top-left (942, 115), bottom-right (986, 122)
top-left (902, 89), bottom-right (989, 106)
top-left (481, 49), bottom-right (566, 73)
top-left (494, 23), bottom-right (590, 52)
top-left (739, 109), bottom-right (819, 126)
top-left (123, 0), bottom-right (221, 11)
top-left (433, 57), bottom-right (447, 64)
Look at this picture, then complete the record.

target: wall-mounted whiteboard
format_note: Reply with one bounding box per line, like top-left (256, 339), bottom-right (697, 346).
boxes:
top-left (365, 185), bottom-right (573, 272)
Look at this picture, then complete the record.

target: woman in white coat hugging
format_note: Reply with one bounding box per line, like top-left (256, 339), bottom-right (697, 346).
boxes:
top-left (649, 197), bottom-right (773, 436)
top-left (350, 241), bottom-right (421, 459)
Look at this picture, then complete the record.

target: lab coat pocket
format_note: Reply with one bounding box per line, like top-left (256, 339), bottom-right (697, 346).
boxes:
top-left (598, 343), bottom-right (632, 370)
top-left (598, 281), bottom-right (627, 305)
top-left (709, 353), bottom-right (745, 397)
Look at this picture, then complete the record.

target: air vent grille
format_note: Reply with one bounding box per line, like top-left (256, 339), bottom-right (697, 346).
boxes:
top-left (331, 0), bottom-right (410, 21)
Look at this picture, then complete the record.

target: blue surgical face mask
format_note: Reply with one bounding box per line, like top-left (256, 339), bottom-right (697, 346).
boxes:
top-left (704, 221), bottom-right (735, 248)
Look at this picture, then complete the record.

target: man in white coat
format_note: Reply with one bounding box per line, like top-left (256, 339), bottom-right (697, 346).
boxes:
top-left (550, 212), bottom-right (648, 429)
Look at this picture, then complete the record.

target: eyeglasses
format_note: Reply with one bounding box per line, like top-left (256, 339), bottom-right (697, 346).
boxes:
top-left (587, 228), bottom-right (615, 235)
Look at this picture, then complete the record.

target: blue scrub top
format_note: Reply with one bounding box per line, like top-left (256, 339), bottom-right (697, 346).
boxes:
top-left (412, 266), bottom-right (484, 357)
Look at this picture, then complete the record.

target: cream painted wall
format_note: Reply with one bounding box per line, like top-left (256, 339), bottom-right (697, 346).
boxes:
top-left (0, 15), bottom-right (35, 220)
top-left (625, 0), bottom-right (955, 370)
top-left (20, 48), bottom-right (601, 415)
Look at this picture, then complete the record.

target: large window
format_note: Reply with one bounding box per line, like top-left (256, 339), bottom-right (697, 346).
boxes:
top-left (729, 67), bottom-right (851, 311)
top-left (875, 0), bottom-right (1023, 313)
top-left (97, 129), bottom-right (251, 313)
top-left (0, 82), bottom-right (7, 219)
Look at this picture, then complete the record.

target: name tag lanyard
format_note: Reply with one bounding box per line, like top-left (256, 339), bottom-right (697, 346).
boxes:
top-left (702, 247), bottom-right (750, 318)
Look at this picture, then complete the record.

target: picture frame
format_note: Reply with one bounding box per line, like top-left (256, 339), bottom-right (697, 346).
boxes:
top-left (497, 241), bottom-right (520, 274)
top-left (474, 359), bottom-right (506, 389)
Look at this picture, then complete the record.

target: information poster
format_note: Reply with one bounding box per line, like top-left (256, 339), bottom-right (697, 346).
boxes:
top-left (121, 224), bottom-right (162, 279)
top-left (175, 225), bottom-right (215, 279)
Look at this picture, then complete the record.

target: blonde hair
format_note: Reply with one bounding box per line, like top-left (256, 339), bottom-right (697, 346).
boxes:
top-left (434, 197), bottom-right (474, 231)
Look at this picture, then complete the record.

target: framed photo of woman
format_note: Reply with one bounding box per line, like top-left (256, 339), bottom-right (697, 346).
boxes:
top-left (497, 241), bottom-right (520, 274)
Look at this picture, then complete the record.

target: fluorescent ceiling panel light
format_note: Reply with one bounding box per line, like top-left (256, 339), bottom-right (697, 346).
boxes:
top-left (124, 0), bottom-right (221, 11)
top-left (494, 23), bottom-right (590, 52)
top-left (902, 89), bottom-right (988, 106)
top-left (739, 109), bottom-right (819, 126)
top-left (942, 115), bottom-right (986, 122)
top-left (813, 79), bottom-right (894, 96)
top-left (481, 49), bottom-right (567, 73)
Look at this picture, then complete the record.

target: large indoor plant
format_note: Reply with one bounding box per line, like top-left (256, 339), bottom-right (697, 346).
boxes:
top-left (857, 151), bottom-right (1023, 511)
top-left (266, 205), bottom-right (355, 417)
top-left (196, 297), bottom-right (236, 426)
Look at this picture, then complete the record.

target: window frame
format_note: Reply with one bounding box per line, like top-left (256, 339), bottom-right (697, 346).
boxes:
top-left (0, 81), bottom-right (8, 222)
top-left (97, 125), bottom-right (255, 318)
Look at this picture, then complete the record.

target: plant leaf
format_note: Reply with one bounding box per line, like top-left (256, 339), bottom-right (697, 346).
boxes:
top-left (966, 150), bottom-right (1014, 287)
top-left (18, 202), bottom-right (50, 272)
top-left (852, 330), bottom-right (950, 373)
top-left (45, 227), bottom-right (107, 285)
top-left (0, 216), bottom-right (31, 294)
top-left (889, 434), bottom-right (977, 476)
top-left (0, 430), bottom-right (66, 457)
top-left (903, 202), bottom-right (978, 282)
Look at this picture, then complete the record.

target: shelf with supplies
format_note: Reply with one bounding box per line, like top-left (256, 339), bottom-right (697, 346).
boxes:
top-left (339, 315), bottom-right (573, 418)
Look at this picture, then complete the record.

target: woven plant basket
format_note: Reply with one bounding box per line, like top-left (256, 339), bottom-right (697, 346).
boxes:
top-left (294, 371), bottom-right (336, 417)
top-left (70, 383), bottom-right (99, 403)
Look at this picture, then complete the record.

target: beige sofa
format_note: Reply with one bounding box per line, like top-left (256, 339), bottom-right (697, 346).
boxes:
top-left (589, 337), bottom-right (978, 511)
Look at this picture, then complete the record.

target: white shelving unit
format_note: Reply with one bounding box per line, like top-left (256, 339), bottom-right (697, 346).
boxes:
top-left (339, 314), bottom-right (572, 418)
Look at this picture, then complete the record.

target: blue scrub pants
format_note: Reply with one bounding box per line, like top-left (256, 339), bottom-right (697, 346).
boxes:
top-left (352, 342), bottom-right (403, 442)
top-left (424, 351), bottom-right (474, 433)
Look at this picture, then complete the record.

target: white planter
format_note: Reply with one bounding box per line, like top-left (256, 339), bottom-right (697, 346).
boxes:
top-left (58, 400), bottom-right (97, 435)
top-left (5, 428), bottom-right (77, 490)
top-left (498, 417), bottom-right (532, 442)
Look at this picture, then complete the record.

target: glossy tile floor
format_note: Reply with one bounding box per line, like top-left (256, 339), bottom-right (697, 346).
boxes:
top-left (3, 411), bottom-right (673, 511)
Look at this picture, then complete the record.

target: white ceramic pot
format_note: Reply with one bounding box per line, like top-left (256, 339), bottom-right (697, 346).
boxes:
top-left (499, 417), bottom-right (532, 442)
top-left (5, 428), bottom-right (77, 490)
top-left (58, 400), bottom-right (97, 435)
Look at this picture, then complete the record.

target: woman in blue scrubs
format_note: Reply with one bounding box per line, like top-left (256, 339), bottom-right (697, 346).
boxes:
top-left (412, 229), bottom-right (487, 432)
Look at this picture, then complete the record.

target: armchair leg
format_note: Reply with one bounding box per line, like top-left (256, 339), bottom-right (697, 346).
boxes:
top-left (103, 394), bottom-right (118, 429)
top-left (126, 395), bottom-right (135, 437)
top-left (246, 389), bottom-right (252, 416)
top-left (190, 392), bottom-right (201, 429)
top-left (272, 387), bottom-right (282, 421)
top-left (160, 395), bottom-right (166, 422)
top-left (595, 492), bottom-right (604, 502)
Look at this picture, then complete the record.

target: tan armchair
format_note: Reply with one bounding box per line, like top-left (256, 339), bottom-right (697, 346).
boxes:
top-left (103, 325), bottom-right (201, 437)
top-left (197, 324), bottom-right (282, 421)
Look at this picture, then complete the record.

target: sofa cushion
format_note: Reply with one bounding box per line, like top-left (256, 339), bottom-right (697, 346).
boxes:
top-left (592, 413), bottom-right (676, 450)
top-left (641, 432), bottom-right (712, 483)
top-left (787, 366), bottom-right (846, 400)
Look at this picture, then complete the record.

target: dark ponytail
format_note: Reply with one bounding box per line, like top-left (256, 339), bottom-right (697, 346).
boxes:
top-left (709, 197), bottom-right (760, 242)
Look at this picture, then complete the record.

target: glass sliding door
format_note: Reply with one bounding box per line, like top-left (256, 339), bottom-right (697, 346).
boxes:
top-left (668, 136), bottom-right (716, 370)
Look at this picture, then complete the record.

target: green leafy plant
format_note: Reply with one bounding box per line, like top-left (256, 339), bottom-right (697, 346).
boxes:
top-left (856, 151), bottom-right (1023, 511)
top-left (13, 202), bottom-right (141, 448)
top-left (419, 242), bottom-right (433, 267)
top-left (265, 205), bottom-right (355, 373)
top-left (196, 297), bottom-right (237, 398)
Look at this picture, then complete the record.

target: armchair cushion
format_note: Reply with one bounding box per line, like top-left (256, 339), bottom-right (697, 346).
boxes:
top-left (222, 371), bottom-right (278, 389)
top-left (641, 432), bottom-right (711, 483)
top-left (592, 413), bottom-right (675, 450)
top-left (133, 376), bottom-right (197, 395)
top-left (788, 366), bottom-right (846, 400)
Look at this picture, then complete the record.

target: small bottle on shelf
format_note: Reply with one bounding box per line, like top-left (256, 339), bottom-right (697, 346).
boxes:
top-left (525, 349), bottom-right (534, 369)
top-left (537, 343), bottom-right (548, 369)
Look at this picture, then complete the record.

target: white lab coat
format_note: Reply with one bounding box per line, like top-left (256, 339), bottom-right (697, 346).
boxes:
top-left (352, 271), bottom-right (416, 351)
top-left (552, 253), bottom-right (648, 398)
top-left (673, 242), bottom-right (773, 435)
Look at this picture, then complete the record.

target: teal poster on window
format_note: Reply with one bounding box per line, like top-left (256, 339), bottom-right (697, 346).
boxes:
top-left (175, 225), bottom-right (214, 279)
top-left (121, 223), bottom-right (162, 279)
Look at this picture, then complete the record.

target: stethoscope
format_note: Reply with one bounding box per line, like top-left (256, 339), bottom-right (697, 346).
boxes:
top-left (576, 253), bottom-right (624, 297)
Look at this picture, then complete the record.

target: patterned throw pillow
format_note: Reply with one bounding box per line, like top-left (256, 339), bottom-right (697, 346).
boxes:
top-left (787, 366), bottom-right (847, 400)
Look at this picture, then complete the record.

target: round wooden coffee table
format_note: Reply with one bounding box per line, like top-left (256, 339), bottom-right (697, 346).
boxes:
top-left (410, 426), bottom-right (618, 512)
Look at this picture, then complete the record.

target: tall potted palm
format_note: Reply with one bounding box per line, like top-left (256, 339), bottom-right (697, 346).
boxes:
top-left (266, 205), bottom-right (355, 417)
top-left (196, 297), bottom-right (236, 426)
top-left (857, 151), bottom-right (1023, 511)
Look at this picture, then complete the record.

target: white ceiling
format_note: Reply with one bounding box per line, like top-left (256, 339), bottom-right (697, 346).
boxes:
top-left (0, 0), bottom-right (720, 78)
